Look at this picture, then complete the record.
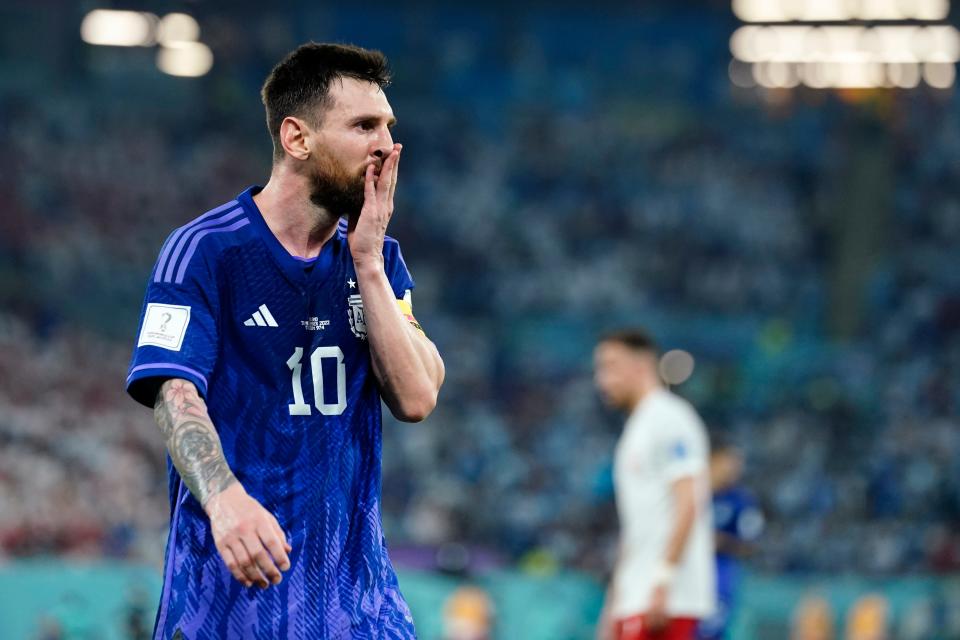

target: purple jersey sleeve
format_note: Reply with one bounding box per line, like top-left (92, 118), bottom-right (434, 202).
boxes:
top-left (383, 237), bottom-right (415, 298)
top-left (126, 234), bottom-right (220, 407)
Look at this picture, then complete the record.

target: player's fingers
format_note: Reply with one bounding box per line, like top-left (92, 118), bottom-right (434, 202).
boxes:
top-left (234, 537), bottom-right (270, 588)
top-left (242, 533), bottom-right (282, 587)
top-left (259, 524), bottom-right (291, 574)
top-left (376, 150), bottom-right (397, 205)
top-left (218, 544), bottom-right (250, 587)
top-left (228, 539), bottom-right (262, 588)
top-left (271, 518), bottom-right (293, 553)
top-left (387, 145), bottom-right (401, 206)
top-left (363, 163), bottom-right (376, 205)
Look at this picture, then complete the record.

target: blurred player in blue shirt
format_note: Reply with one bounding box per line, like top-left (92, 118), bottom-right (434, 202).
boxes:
top-left (696, 440), bottom-right (764, 640)
top-left (126, 43), bottom-right (445, 639)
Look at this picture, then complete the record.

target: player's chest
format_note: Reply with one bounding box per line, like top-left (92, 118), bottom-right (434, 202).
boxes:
top-left (221, 265), bottom-right (370, 364)
top-left (614, 423), bottom-right (662, 481)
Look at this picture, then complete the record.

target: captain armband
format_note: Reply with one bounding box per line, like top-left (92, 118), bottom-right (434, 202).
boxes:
top-left (396, 297), bottom-right (425, 336)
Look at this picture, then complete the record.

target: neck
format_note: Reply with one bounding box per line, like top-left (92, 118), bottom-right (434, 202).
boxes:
top-left (711, 475), bottom-right (731, 491)
top-left (253, 163), bottom-right (340, 259)
top-left (627, 376), bottom-right (662, 411)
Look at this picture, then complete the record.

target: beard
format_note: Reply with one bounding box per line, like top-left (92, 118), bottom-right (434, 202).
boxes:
top-left (308, 150), bottom-right (370, 218)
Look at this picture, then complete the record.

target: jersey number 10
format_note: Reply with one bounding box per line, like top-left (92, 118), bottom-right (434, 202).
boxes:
top-left (286, 346), bottom-right (347, 416)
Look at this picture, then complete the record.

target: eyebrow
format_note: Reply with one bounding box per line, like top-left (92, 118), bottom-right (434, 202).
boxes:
top-left (352, 114), bottom-right (397, 128)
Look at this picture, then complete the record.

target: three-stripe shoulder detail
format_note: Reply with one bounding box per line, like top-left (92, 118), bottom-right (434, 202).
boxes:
top-left (154, 201), bottom-right (250, 285)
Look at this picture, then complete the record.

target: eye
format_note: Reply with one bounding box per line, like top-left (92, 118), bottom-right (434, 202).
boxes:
top-left (356, 121), bottom-right (375, 131)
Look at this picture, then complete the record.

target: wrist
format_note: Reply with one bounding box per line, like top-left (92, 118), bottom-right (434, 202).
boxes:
top-left (202, 477), bottom-right (243, 514)
top-left (353, 256), bottom-right (384, 277)
top-left (651, 560), bottom-right (677, 588)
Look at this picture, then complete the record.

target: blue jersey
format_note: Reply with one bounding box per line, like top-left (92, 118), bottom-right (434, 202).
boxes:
top-left (126, 187), bottom-right (418, 639)
top-left (698, 486), bottom-right (763, 640)
top-left (712, 486), bottom-right (763, 598)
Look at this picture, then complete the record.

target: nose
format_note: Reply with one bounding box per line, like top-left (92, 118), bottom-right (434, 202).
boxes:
top-left (371, 127), bottom-right (394, 159)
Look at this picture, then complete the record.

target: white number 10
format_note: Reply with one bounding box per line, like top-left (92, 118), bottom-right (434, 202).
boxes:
top-left (287, 346), bottom-right (347, 416)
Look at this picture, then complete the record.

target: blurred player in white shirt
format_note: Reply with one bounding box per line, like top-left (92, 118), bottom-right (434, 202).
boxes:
top-left (594, 329), bottom-right (716, 640)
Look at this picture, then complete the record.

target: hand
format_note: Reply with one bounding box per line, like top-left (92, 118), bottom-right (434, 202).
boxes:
top-left (646, 584), bottom-right (670, 632)
top-left (596, 582), bottom-right (617, 640)
top-left (204, 483), bottom-right (292, 589)
top-left (348, 143), bottom-right (401, 267)
top-left (595, 604), bottom-right (615, 640)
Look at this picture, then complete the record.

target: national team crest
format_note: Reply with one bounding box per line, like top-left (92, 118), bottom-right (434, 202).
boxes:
top-left (347, 294), bottom-right (367, 339)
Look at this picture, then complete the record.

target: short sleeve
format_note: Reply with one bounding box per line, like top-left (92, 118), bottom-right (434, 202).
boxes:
top-left (383, 237), bottom-right (415, 300)
top-left (126, 246), bottom-right (219, 408)
top-left (659, 406), bottom-right (708, 482)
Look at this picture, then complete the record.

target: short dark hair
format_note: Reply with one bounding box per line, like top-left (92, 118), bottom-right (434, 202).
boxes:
top-left (599, 328), bottom-right (659, 355)
top-left (261, 42), bottom-right (392, 158)
top-left (710, 433), bottom-right (739, 456)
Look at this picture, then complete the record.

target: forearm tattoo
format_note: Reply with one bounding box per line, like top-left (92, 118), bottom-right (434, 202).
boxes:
top-left (153, 379), bottom-right (237, 506)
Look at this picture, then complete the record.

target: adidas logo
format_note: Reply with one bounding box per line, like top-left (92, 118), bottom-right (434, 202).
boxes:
top-left (243, 304), bottom-right (279, 327)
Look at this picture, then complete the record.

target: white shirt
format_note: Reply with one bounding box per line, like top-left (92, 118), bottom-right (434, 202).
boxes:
top-left (612, 388), bottom-right (716, 619)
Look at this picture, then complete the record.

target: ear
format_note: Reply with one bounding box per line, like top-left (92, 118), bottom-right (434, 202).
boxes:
top-left (279, 116), bottom-right (311, 161)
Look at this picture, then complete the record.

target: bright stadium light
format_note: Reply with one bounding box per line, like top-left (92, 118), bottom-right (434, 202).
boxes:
top-left (924, 61), bottom-right (956, 87)
top-left (733, 0), bottom-right (949, 22)
top-left (728, 59), bottom-right (757, 87)
top-left (730, 0), bottom-right (955, 89)
top-left (732, 0), bottom-right (788, 22)
top-left (80, 9), bottom-right (157, 47)
top-left (730, 26), bottom-right (960, 63)
top-left (887, 62), bottom-right (922, 87)
top-left (909, 0), bottom-right (951, 19)
top-left (800, 61), bottom-right (833, 88)
top-left (157, 41), bottom-right (214, 77)
top-left (659, 350), bottom-right (695, 386)
top-left (157, 13), bottom-right (200, 45)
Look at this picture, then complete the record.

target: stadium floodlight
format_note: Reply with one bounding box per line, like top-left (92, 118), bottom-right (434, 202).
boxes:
top-left (80, 9), bottom-right (157, 47)
top-left (157, 13), bottom-right (201, 46)
top-left (730, 25), bottom-right (960, 63)
top-left (659, 350), bottom-right (696, 386)
top-left (732, 0), bottom-right (949, 22)
top-left (887, 62), bottom-right (922, 87)
top-left (728, 59), bottom-right (757, 87)
top-left (732, 0), bottom-right (788, 22)
top-left (923, 61), bottom-right (956, 87)
top-left (799, 61), bottom-right (833, 88)
top-left (157, 41), bottom-right (214, 77)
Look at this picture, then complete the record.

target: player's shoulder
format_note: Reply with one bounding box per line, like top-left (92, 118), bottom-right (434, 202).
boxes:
top-left (730, 486), bottom-right (759, 508)
top-left (651, 389), bottom-right (704, 424)
top-left (152, 197), bottom-right (254, 285)
top-left (382, 233), bottom-right (405, 258)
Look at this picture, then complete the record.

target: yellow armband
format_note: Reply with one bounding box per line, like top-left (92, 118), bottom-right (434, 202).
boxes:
top-left (397, 298), bottom-right (425, 335)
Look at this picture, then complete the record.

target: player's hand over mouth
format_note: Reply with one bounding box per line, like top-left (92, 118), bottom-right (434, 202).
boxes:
top-left (348, 143), bottom-right (401, 266)
top-left (205, 483), bottom-right (293, 589)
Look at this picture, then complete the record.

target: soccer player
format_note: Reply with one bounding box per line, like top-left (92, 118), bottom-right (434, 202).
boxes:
top-left (697, 440), bottom-right (764, 640)
top-left (594, 330), bottom-right (715, 640)
top-left (126, 43), bottom-right (445, 639)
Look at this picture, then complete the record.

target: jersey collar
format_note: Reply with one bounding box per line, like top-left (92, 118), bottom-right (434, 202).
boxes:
top-left (237, 186), bottom-right (344, 287)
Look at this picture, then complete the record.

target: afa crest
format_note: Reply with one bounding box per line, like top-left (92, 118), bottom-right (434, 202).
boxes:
top-left (347, 294), bottom-right (367, 339)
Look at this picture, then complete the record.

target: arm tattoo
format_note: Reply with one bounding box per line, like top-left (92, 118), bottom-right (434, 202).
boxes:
top-left (153, 379), bottom-right (237, 506)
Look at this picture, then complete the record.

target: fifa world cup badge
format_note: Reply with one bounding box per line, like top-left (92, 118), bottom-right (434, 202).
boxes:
top-left (347, 294), bottom-right (367, 339)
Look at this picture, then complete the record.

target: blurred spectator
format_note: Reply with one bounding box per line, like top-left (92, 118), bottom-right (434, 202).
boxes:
top-left (442, 585), bottom-right (494, 640)
top-left (792, 594), bottom-right (836, 640)
top-left (844, 594), bottom-right (890, 640)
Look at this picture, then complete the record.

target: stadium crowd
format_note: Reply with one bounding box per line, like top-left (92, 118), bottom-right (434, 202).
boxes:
top-left (0, 6), bottom-right (958, 585)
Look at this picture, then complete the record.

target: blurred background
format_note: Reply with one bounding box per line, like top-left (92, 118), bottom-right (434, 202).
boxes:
top-left (1, 0), bottom-right (959, 638)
